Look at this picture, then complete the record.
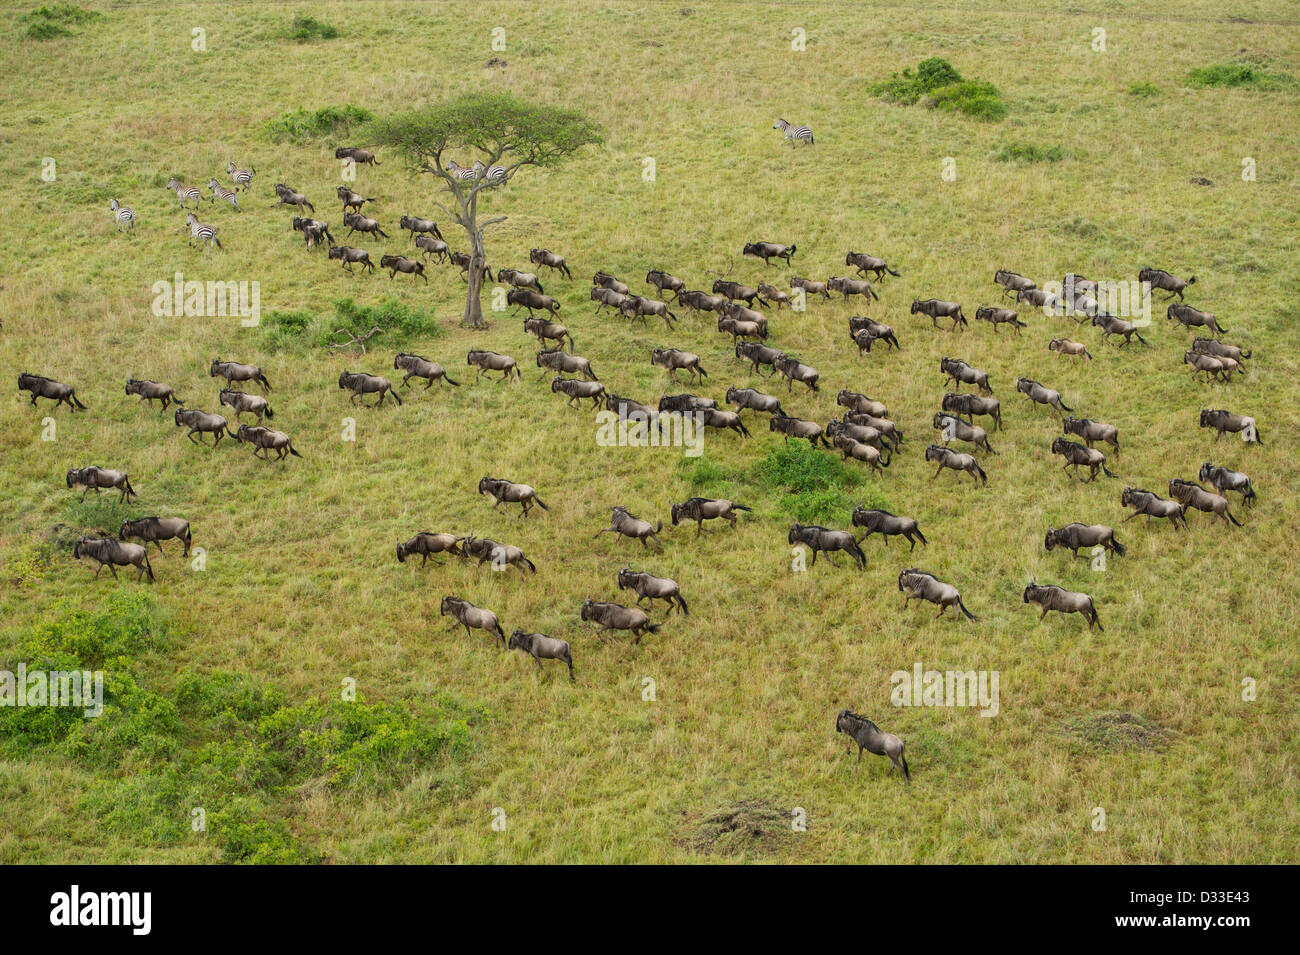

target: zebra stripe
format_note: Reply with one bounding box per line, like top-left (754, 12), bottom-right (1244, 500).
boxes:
top-left (110, 198), bottom-right (135, 233)
top-left (445, 160), bottom-right (478, 182)
top-left (166, 177), bottom-right (210, 209)
top-left (472, 160), bottom-right (509, 185)
top-left (773, 118), bottom-right (814, 146)
top-left (185, 212), bottom-right (222, 250)
top-left (207, 178), bottom-right (242, 211)
top-left (225, 161), bottom-right (255, 191)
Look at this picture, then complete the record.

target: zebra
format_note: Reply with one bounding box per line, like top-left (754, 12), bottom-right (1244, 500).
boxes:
top-left (773, 118), bottom-right (814, 146)
top-left (472, 160), bottom-right (509, 185)
top-left (166, 177), bottom-right (210, 209)
top-left (207, 178), bottom-right (242, 212)
top-left (445, 159), bottom-right (478, 182)
top-left (225, 160), bottom-right (255, 191)
top-left (109, 198), bottom-right (135, 233)
top-left (185, 212), bottom-right (222, 250)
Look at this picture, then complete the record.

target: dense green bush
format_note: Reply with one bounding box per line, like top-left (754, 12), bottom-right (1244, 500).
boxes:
top-left (995, 142), bottom-right (1064, 163)
top-left (289, 15), bottom-right (338, 42)
top-left (263, 298), bottom-right (444, 352)
top-left (1186, 62), bottom-right (1290, 88)
top-left (263, 105), bottom-right (373, 143)
top-left (870, 57), bottom-right (1005, 120)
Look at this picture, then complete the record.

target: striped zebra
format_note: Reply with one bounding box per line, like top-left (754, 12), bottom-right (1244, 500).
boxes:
top-left (207, 178), bottom-right (242, 212)
top-left (472, 160), bottom-right (509, 185)
top-left (225, 161), bottom-right (255, 191)
top-left (185, 212), bottom-right (222, 250)
top-left (445, 159), bottom-right (477, 182)
top-left (773, 118), bottom-right (814, 146)
top-left (166, 177), bottom-right (210, 209)
top-left (109, 198), bottom-right (135, 233)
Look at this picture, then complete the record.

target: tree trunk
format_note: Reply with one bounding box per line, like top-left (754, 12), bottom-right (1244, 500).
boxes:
top-left (462, 231), bottom-right (487, 329)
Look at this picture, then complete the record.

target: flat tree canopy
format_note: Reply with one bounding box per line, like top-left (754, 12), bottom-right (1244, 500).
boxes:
top-left (368, 94), bottom-right (602, 328)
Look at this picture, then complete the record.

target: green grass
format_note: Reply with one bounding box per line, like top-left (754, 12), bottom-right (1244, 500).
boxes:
top-left (1187, 62), bottom-right (1293, 89)
top-left (1, 0), bottom-right (1298, 864)
top-left (995, 143), bottom-right (1066, 164)
top-left (289, 15), bottom-right (339, 42)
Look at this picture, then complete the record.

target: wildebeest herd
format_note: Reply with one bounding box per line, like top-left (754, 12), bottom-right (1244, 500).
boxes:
top-left (20, 132), bottom-right (1264, 783)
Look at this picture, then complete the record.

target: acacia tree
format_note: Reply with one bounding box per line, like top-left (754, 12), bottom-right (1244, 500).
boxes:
top-left (368, 94), bottom-right (602, 328)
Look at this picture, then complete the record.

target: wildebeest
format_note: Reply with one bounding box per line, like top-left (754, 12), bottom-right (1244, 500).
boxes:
top-left (1049, 338), bottom-right (1092, 360)
top-left (933, 413), bottom-right (995, 454)
top-left (846, 252), bottom-right (900, 281)
top-left (1051, 437), bottom-right (1115, 482)
top-left (343, 211), bottom-right (389, 240)
top-left (911, 298), bottom-right (967, 329)
top-left (530, 248), bottom-right (573, 279)
top-left (18, 373), bottom-right (87, 412)
top-left (827, 419), bottom-right (885, 450)
top-left (524, 316), bottom-right (575, 351)
top-left (67, 466), bottom-right (136, 502)
top-left (827, 275), bottom-right (879, 302)
top-left (497, 267), bottom-right (544, 293)
top-left (1016, 377), bottom-right (1072, 415)
top-left (293, 216), bottom-right (334, 249)
top-left (717, 315), bottom-right (765, 342)
top-left (594, 506), bottom-right (663, 548)
top-left (175, 408), bottom-right (230, 446)
top-left (1185, 350), bottom-right (1240, 383)
top-left (650, 348), bottom-right (707, 384)
top-left (645, 269), bottom-right (685, 300)
top-left (852, 508), bottom-right (926, 550)
top-left (415, 234), bottom-right (450, 262)
top-left (790, 276), bottom-right (830, 300)
top-left (670, 497), bottom-right (751, 534)
top-left (735, 341), bottom-right (783, 376)
top-left (836, 390), bottom-right (888, 419)
top-left (508, 287), bottom-right (561, 318)
top-left (593, 271), bottom-right (630, 295)
top-left (126, 378), bottom-right (183, 411)
top-left (942, 391), bottom-right (1002, 431)
top-left (120, 516), bottom-right (191, 557)
top-left (617, 568), bottom-right (688, 615)
top-left (580, 599), bottom-right (661, 644)
top-left (677, 289), bottom-right (727, 314)
top-left (1023, 583), bottom-right (1103, 630)
top-left (620, 295), bottom-right (677, 328)
top-left (1140, 268), bottom-right (1194, 301)
top-left (1192, 338), bottom-right (1250, 364)
top-left (1168, 303), bottom-right (1227, 336)
top-left (398, 215), bottom-right (441, 242)
top-left (551, 376), bottom-right (605, 408)
top-left (591, 285), bottom-right (630, 313)
top-left (458, 536), bottom-right (537, 574)
top-left (73, 536), bottom-right (154, 583)
top-left (233, 424), bottom-right (301, 460)
top-left (1044, 523), bottom-right (1125, 558)
top-left (339, 371), bottom-right (402, 407)
top-left (536, 348), bottom-right (597, 381)
top-left (698, 407), bottom-right (751, 439)
top-left (394, 353), bottom-right (459, 389)
top-left (328, 245), bottom-right (374, 272)
top-left (450, 251), bottom-right (493, 282)
top-left (756, 283), bottom-right (791, 309)
top-left (898, 569), bottom-right (977, 621)
top-left (440, 595), bottom-right (506, 648)
top-left (379, 254), bottom-right (427, 283)
top-left (1063, 416), bottom-right (1119, 457)
top-left (396, 532), bottom-right (463, 565)
top-left (274, 183), bottom-right (314, 214)
top-left (467, 349), bottom-right (521, 383)
top-left (743, 241), bottom-right (796, 265)
top-left (941, 357), bottom-right (992, 395)
top-left (835, 710), bottom-right (909, 780)
top-left (1169, 479), bottom-right (1242, 527)
top-left (508, 630), bottom-right (574, 681)
top-left (712, 280), bottom-right (768, 308)
top-left (787, 523), bottom-right (866, 569)
top-left (1090, 312), bottom-right (1150, 348)
top-left (925, 444), bottom-right (987, 486)
top-left (1199, 462), bottom-right (1256, 506)
top-left (725, 386), bottom-right (783, 416)
top-left (1120, 487), bottom-right (1187, 529)
top-left (219, 388), bottom-right (273, 422)
top-left (844, 411), bottom-right (903, 449)
top-left (210, 359), bottom-right (271, 392)
top-left (994, 269), bottom-right (1036, 299)
top-left (770, 413), bottom-right (828, 446)
top-left (847, 316), bottom-right (900, 350)
top-left (975, 305), bottom-right (1026, 333)
top-left (654, 392), bottom-right (712, 414)
top-left (335, 146), bottom-right (381, 166)
top-left (833, 433), bottom-right (889, 472)
top-left (772, 354), bottom-right (819, 392)
top-left (1017, 287), bottom-right (1060, 312)
top-left (1199, 408), bottom-right (1260, 443)
top-left (479, 477), bottom-right (548, 517)
top-left (605, 393), bottom-right (657, 420)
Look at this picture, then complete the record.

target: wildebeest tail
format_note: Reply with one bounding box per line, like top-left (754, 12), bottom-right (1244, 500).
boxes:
top-left (697, 363), bottom-right (708, 378)
top-left (288, 444), bottom-right (302, 457)
top-left (534, 496), bottom-right (550, 511)
top-left (958, 597), bottom-right (978, 621)
top-left (1227, 509), bottom-right (1243, 527)
top-left (732, 504), bottom-right (753, 512)
top-left (1110, 537), bottom-right (1126, 557)
top-left (901, 754), bottom-right (910, 780)
top-left (263, 405), bottom-right (274, 418)
top-left (675, 594), bottom-right (689, 615)
top-left (1102, 463), bottom-right (1117, 479)
top-left (390, 388), bottom-right (403, 405)
top-left (886, 266), bottom-right (900, 277)
top-left (72, 393), bottom-right (88, 409)
top-left (523, 557), bottom-right (537, 573)
top-left (975, 463), bottom-right (988, 483)
top-left (124, 476), bottom-right (137, 498)
top-left (443, 375), bottom-right (460, 387)
top-left (1058, 399), bottom-right (1074, 412)
top-left (645, 622), bottom-right (662, 633)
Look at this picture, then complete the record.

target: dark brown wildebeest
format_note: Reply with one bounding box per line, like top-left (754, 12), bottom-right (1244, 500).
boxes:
top-left (457, 536), bottom-right (536, 574)
top-left (1063, 417), bottom-right (1119, 457)
top-left (329, 245), bottom-right (374, 272)
top-left (712, 279), bottom-right (768, 307)
top-left (344, 211), bottom-right (389, 240)
top-left (743, 241), bottom-right (796, 265)
top-left (479, 477), bottom-right (549, 517)
top-left (975, 305), bottom-right (1027, 334)
top-left (1120, 487), bottom-right (1187, 529)
top-left (1199, 462), bottom-right (1256, 506)
top-left (335, 146), bottom-right (380, 166)
top-left (379, 255), bottom-right (427, 283)
top-left (467, 349), bottom-right (521, 383)
top-left (591, 285), bottom-right (629, 313)
top-left (1139, 268), bottom-right (1194, 301)
top-left (925, 444), bottom-right (987, 486)
top-left (67, 466), bottom-right (136, 502)
top-left (398, 215), bottom-right (441, 242)
top-left (339, 371), bottom-right (402, 407)
top-left (1168, 303), bottom-right (1227, 336)
top-left (848, 316), bottom-right (901, 350)
top-left (74, 536), bottom-right (154, 583)
top-left (211, 359), bottom-right (271, 392)
top-left (650, 348), bottom-right (707, 384)
top-left (508, 630), bottom-right (574, 681)
top-left (175, 408), bottom-right (231, 446)
top-left (1091, 312), bottom-right (1150, 347)
top-left (1023, 583), bottom-right (1103, 630)
top-left (524, 316), bottom-right (574, 351)
top-left (1016, 378), bottom-right (1072, 415)
top-left (617, 568), bottom-right (688, 615)
top-left (772, 354), bottom-right (819, 393)
top-left (994, 269), bottom-right (1035, 299)
top-left (593, 271), bottom-right (630, 295)
top-left (594, 506), bottom-right (662, 549)
top-left (677, 289), bottom-right (727, 314)
top-left (580, 599), bottom-right (661, 644)
top-left (1199, 408), bottom-right (1260, 443)
top-left (646, 269), bottom-right (685, 300)
top-left (1050, 437), bottom-right (1116, 482)
top-left (941, 357), bottom-right (992, 395)
top-left (898, 569), bottom-right (977, 621)
top-left (788, 523), bottom-right (866, 569)
top-left (911, 298), bottom-right (967, 329)
top-left (415, 234), bottom-right (450, 262)
top-left (120, 516), bottom-right (192, 557)
top-left (18, 373), bottom-right (87, 412)
top-left (942, 391), bottom-right (1002, 431)
top-left (735, 341), bottom-right (783, 376)
top-left (394, 353), bottom-right (459, 389)
top-left (551, 376), bottom-right (605, 408)
top-left (274, 183), bottom-right (314, 214)
top-left (657, 393), bottom-right (716, 413)
top-left (537, 348), bottom-right (597, 381)
top-left (293, 216), bottom-right (334, 249)
top-left (1044, 523), bottom-right (1125, 558)
top-left (396, 532), bottom-right (463, 565)
top-left (1168, 479), bottom-right (1243, 527)
top-left (725, 386), bottom-right (784, 416)
top-left (508, 287), bottom-right (561, 318)
top-left (233, 424), bottom-right (302, 460)
top-left (440, 595), bottom-right (506, 648)
top-left (451, 251), bottom-right (493, 283)
top-left (846, 252), bottom-right (901, 281)
top-left (836, 710), bottom-right (909, 780)
top-left (126, 378), bottom-right (184, 411)
top-left (770, 413), bottom-right (829, 446)
top-left (670, 497), bottom-right (751, 534)
top-left (620, 295), bottom-right (677, 329)
top-left (530, 248), bottom-right (573, 279)
top-left (336, 186), bottom-right (374, 213)
top-left (852, 508), bottom-right (926, 550)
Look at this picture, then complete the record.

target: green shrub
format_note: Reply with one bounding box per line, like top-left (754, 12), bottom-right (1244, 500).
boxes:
top-left (25, 4), bottom-right (102, 23)
top-left (928, 80), bottom-right (1006, 120)
top-left (995, 142), bottom-right (1064, 163)
top-left (749, 442), bottom-right (887, 524)
top-left (1127, 81), bottom-right (1159, 97)
top-left (24, 19), bottom-right (72, 39)
top-left (870, 57), bottom-right (1005, 120)
top-left (289, 14), bottom-right (338, 42)
top-left (1187, 63), bottom-right (1269, 88)
top-left (264, 298), bottom-right (443, 352)
top-left (263, 104), bottom-right (373, 143)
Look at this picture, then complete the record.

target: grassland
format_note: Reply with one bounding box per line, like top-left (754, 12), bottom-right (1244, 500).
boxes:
top-left (1, 0), bottom-right (1298, 863)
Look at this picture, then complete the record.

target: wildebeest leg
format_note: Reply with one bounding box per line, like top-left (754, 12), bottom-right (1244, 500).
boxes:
top-left (108, 563), bottom-right (119, 580)
top-left (1039, 607), bottom-right (1049, 621)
